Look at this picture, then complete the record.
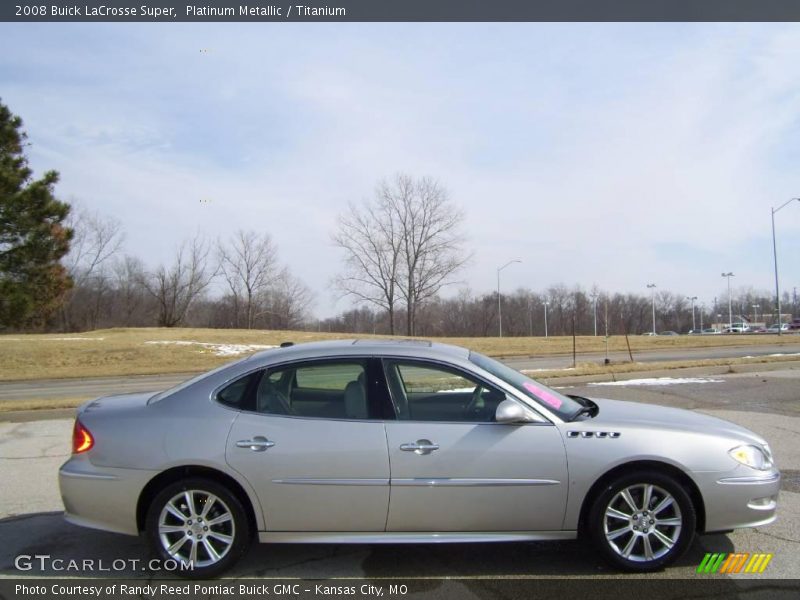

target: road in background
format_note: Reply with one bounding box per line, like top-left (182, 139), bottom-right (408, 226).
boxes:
top-left (2, 342), bottom-right (799, 403)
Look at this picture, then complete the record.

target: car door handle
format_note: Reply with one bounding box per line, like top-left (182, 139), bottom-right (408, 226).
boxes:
top-left (400, 439), bottom-right (439, 455)
top-left (236, 436), bottom-right (275, 452)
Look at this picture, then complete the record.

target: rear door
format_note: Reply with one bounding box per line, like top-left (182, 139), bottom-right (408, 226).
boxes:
top-left (225, 358), bottom-right (391, 532)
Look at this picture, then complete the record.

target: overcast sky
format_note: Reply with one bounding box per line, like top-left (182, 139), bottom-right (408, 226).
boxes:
top-left (2, 23), bottom-right (799, 317)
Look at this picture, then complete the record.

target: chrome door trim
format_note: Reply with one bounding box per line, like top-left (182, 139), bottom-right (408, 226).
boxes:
top-left (258, 530), bottom-right (577, 544)
top-left (391, 478), bottom-right (561, 487)
top-left (271, 478), bottom-right (390, 486)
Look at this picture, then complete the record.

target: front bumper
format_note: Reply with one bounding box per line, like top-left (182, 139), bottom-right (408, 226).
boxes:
top-left (59, 454), bottom-right (158, 536)
top-left (699, 469), bottom-right (781, 533)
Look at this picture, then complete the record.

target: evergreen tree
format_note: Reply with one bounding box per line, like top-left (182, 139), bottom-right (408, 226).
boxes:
top-left (0, 100), bottom-right (72, 329)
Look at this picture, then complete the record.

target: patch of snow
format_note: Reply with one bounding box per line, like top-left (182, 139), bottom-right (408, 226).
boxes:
top-left (145, 340), bottom-right (276, 357)
top-left (589, 377), bottom-right (724, 387)
top-left (522, 367), bottom-right (576, 373)
top-left (768, 352), bottom-right (800, 357)
top-left (3, 337), bottom-right (106, 341)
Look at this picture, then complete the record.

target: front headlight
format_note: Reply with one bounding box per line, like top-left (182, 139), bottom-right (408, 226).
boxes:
top-left (729, 445), bottom-right (773, 471)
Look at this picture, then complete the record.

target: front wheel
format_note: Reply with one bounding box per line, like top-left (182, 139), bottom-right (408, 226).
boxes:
top-left (145, 478), bottom-right (251, 578)
top-left (588, 471), bottom-right (696, 572)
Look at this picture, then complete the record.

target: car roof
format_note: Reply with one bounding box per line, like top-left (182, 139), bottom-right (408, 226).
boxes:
top-left (247, 338), bottom-right (471, 364)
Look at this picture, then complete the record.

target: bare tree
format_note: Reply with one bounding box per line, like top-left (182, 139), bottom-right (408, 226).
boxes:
top-left (144, 236), bottom-right (214, 327)
top-left (217, 230), bottom-right (280, 329)
top-left (333, 182), bottom-right (404, 334)
top-left (333, 174), bottom-right (468, 336)
top-left (111, 255), bottom-right (149, 326)
top-left (390, 175), bottom-right (469, 336)
top-left (60, 205), bottom-right (125, 330)
top-left (263, 271), bottom-right (315, 330)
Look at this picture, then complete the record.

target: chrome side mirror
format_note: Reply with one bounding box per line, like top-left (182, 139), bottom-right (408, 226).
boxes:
top-left (495, 399), bottom-right (534, 424)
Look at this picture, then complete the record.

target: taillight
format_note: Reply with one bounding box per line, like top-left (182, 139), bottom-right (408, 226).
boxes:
top-left (72, 419), bottom-right (94, 453)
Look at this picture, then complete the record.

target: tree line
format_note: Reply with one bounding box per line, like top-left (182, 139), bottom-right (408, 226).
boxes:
top-left (319, 285), bottom-right (796, 337)
top-left (1, 100), bottom-right (795, 335)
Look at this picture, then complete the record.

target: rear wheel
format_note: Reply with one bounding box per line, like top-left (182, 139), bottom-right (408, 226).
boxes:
top-left (588, 471), bottom-right (696, 572)
top-left (145, 478), bottom-right (250, 578)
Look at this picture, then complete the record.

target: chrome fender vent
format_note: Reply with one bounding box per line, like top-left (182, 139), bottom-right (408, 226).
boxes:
top-left (566, 431), bottom-right (621, 438)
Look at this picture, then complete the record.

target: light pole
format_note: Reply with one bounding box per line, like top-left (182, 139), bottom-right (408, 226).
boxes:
top-left (496, 259), bottom-right (521, 337)
top-left (721, 272), bottom-right (734, 330)
top-left (590, 292), bottom-right (599, 336)
top-left (699, 304), bottom-right (704, 331)
top-left (528, 298), bottom-right (533, 337)
top-left (752, 304), bottom-right (760, 325)
top-left (686, 296), bottom-right (697, 331)
top-left (771, 198), bottom-right (800, 336)
top-left (647, 283), bottom-right (657, 334)
top-left (544, 301), bottom-right (549, 338)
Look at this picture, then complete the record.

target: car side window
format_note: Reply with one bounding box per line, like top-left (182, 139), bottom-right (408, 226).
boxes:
top-left (255, 360), bottom-right (372, 420)
top-left (216, 370), bottom-right (262, 410)
top-left (383, 360), bottom-right (507, 422)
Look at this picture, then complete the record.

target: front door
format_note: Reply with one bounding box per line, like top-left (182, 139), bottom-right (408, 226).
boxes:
top-left (382, 359), bottom-right (569, 532)
top-left (225, 358), bottom-right (390, 532)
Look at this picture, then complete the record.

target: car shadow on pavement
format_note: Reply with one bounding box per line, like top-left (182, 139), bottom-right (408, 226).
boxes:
top-left (0, 511), bottom-right (735, 580)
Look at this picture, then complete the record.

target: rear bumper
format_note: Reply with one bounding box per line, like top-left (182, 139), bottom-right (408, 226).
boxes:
top-left (59, 454), bottom-right (157, 536)
top-left (699, 469), bottom-right (780, 532)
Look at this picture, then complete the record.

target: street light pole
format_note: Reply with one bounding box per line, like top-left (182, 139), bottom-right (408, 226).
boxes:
top-left (647, 283), bottom-right (657, 334)
top-left (497, 259), bottom-right (521, 338)
top-left (544, 301), bottom-right (549, 338)
top-left (771, 198), bottom-right (800, 336)
top-left (686, 296), bottom-right (697, 331)
top-left (722, 272), bottom-right (734, 330)
top-left (590, 292), bottom-right (599, 336)
top-left (752, 304), bottom-right (760, 325)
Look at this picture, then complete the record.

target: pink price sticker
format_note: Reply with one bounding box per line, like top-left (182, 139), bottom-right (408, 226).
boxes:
top-left (522, 381), bottom-right (563, 410)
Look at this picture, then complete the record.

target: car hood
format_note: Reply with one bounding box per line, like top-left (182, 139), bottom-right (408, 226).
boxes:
top-left (584, 397), bottom-right (766, 445)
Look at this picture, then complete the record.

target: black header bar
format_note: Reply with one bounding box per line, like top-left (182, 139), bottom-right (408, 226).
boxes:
top-left (4, 0), bottom-right (800, 23)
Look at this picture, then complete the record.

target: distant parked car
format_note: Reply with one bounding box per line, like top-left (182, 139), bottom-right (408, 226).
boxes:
top-left (702, 328), bottom-right (720, 335)
top-left (723, 323), bottom-right (751, 333)
top-left (687, 329), bottom-right (701, 335)
top-left (789, 319), bottom-right (800, 331)
top-left (658, 331), bottom-right (679, 336)
top-left (641, 332), bottom-right (657, 336)
top-left (768, 323), bottom-right (790, 333)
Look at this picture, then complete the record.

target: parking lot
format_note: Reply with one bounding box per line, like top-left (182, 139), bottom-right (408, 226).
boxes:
top-left (1, 366), bottom-right (799, 589)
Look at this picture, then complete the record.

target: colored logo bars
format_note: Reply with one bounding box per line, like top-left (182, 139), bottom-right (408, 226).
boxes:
top-left (697, 552), bottom-right (773, 574)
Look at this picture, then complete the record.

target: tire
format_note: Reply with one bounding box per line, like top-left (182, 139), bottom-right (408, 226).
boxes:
top-left (588, 470), bottom-right (696, 572)
top-left (145, 477), bottom-right (251, 578)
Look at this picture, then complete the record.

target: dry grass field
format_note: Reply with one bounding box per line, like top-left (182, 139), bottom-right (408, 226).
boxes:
top-left (1, 326), bottom-right (798, 382)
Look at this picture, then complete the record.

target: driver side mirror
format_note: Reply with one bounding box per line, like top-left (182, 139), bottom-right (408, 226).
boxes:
top-left (495, 399), bottom-right (535, 424)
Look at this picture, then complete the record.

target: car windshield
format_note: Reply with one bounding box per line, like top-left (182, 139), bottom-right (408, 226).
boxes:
top-left (468, 351), bottom-right (582, 420)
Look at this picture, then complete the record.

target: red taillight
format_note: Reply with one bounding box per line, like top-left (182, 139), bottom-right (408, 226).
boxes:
top-left (72, 420), bottom-right (94, 453)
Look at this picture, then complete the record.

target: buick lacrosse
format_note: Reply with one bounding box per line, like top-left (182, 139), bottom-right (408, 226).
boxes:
top-left (59, 340), bottom-right (780, 577)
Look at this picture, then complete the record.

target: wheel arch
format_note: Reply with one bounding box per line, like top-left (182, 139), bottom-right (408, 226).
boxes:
top-left (576, 460), bottom-right (706, 536)
top-left (136, 465), bottom-right (260, 534)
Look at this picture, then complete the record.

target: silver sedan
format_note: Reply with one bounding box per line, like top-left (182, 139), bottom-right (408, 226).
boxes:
top-left (59, 340), bottom-right (780, 577)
